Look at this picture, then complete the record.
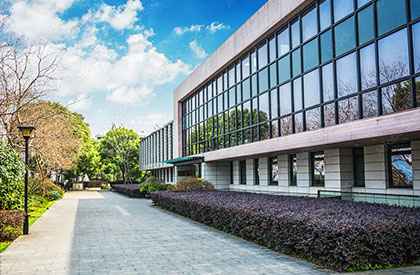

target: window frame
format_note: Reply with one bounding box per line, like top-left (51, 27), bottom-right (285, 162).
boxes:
top-left (289, 154), bottom-right (297, 186)
top-left (387, 143), bottom-right (413, 188)
top-left (311, 151), bottom-right (325, 186)
top-left (239, 160), bottom-right (247, 185)
top-left (353, 147), bottom-right (365, 187)
top-left (269, 157), bottom-right (279, 186)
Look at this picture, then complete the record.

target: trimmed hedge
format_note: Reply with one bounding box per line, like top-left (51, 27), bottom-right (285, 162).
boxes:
top-left (83, 180), bottom-right (104, 188)
top-left (169, 178), bottom-right (214, 192)
top-left (112, 184), bottom-right (146, 198)
top-left (0, 210), bottom-right (25, 241)
top-left (151, 191), bottom-right (420, 271)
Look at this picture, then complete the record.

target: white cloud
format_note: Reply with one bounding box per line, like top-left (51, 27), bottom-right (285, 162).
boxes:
top-left (189, 40), bottom-right (207, 59)
top-left (67, 94), bottom-right (92, 112)
top-left (6, 0), bottom-right (79, 42)
top-left (83, 0), bottom-right (143, 30)
top-left (129, 112), bottom-right (171, 134)
top-left (206, 22), bottom-right (230, 33)
top-left (173, 24), bottom-right (203, 35)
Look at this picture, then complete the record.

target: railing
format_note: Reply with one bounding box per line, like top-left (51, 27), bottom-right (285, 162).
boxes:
top-left (318, 190), bottom-right (420, 208)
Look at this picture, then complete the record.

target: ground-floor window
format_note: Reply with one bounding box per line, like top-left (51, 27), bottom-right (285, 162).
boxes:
top-left (388, 143), bottom-right (413, 188)
top-left (193, 164), bottom-right (202, 178)
top-left (269, 157), bottom-right (278, 186)
top-left (230, 162), bottom-right (233, 185)
top-left (239, 160), bottom-right (246, 185)
top-left (311, 152), bottom-right (325, 186)
top-left (289, 154), bottom-right (297, 186)
top-left (254, 159), bottom-right (260, 185)
top-left (353, 148), bottom-right (365, 187)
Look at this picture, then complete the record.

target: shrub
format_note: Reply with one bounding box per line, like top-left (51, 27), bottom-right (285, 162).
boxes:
top-left (140, 181), bottom-right (171, 194)
top-left (143, 176), bottom-right (164, 185)
top-left (29, 178), bottom-right (64, 201)
top-left (151, 191), bottom-right (420, 272)
top-left (83, 180), bottom-right (103, 188)
top-left (169, 178), bottom-right (214, 192)
top-left (112, 184), bottom-right (146, 198)
top-left (0, 210), bottom-right (25, 241)
top-left (45, 191), bottom-right (62, 201)
top-left (0, 142), bottom-right (25, 210)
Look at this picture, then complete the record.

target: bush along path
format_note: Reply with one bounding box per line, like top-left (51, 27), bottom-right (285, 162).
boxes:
top-left (151, 191), bottom-right (420, 272)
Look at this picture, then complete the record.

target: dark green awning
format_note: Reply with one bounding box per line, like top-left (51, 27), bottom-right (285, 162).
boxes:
top-left (161, 156), bottom-right (203, 164)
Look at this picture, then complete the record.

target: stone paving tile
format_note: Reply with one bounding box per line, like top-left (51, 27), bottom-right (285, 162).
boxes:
top-left (0, 191), bottom-right (419, 275)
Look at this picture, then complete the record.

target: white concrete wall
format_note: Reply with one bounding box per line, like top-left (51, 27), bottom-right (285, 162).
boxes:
top-left (325, 148), bottom-right (353, 192)
top-left (202, 161), bottom-right (230, 189)
top-left (413, 140), bottom-right (420, 196)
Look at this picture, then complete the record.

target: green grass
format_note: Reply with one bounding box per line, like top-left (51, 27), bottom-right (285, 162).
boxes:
top-left (0, 199), bottom-right (57, 254)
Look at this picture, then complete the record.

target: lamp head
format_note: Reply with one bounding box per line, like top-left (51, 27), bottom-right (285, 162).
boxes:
top-left (18, 126), bottom-right (36, 139)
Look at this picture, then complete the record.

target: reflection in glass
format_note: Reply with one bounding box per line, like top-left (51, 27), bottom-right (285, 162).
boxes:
top-left (293, 78), bottom-right (302, 111)
top-left (217, 76), bottom-right (222, 94)
top-left (338, 96), bottom-right (359, 123)
top-left (252, 74), bottom-right (257, 96)
top-left (271, 88), bottom-right (279, 119)
top-left (236, 63), bottom-right (241, 82)
top-left (312, 152), bottom-right (325, 186)
top-left (294, 112), bottom-right (303, 133)
top-left (320, 0), bottom-right (331, 31)
top-left (324, 103), bottom-right (335, 126)
top-left (243, 78), bottom-right (251, 101)
top-left (242, 56), bottom-right (250, 78)
top-left (269, 63), bottom-right (277, 88)
top-left (260, 122), bottom-right (269, 140)
top-left (259, 68), bottom-right (268, 93)
top-left (334, 16), bottom-right (355, 56)
top-left (389, 144), bottom-right (413, 188)
top-left (242, 101), bottom-right (251, 128)
top-left (358, 5), bottom-right (374, 45)
top-left (292, 49), bottom-right (301, 77)
top-left (362, 90), bottom-right (378, 118)
top-left (269, 36), bottom-right (276, 63)
top-left (224, 72), bottom-right (228, 91)
top-left (412, 0), bottom-right (420, 20)
top-left (229, 66), bottom-right (235, 87)
top-left (377, 0), bottom-right (406, 36)
top-left (229, 88), bottom-right (235, 108)
top-left (413, 22), bottom-right (420, 73)
top-left (278, 55), bottom-right (291, 83)
top-left (334, 0), bottom-right (354, 22)
top-left (382, 80), bottom-right (411, 114)
top-left (303, 38), bottom-right (318, 71)
top-left (259, 92), bottom-right (269, 122)
top-left (258, 43), bottom-right (268, 69)
top-left (306, 108), bottom-right (321, 131)
top-left (278, 27), bottom-right (290, 56)
top-left (217, 94), bottom-right (223, 113)
top-left (378, 28), bottom-right (409, 84)
top-left (304, 69), bottom-right (320, 107)
top-left (360, 43), bottom-right (377, 90)
top-left (321, 30), bottom-right (333, 63)
top-left (280, 83), bottom-right (292, 115)
top-left (322, 63), bottom-right (334, 101)
top-left (302, 6), bottom-right (317, 42)
top-left (271, 120), bottom-right (279, 138)
top-left (281, 116), bottom-right (292, 136)
top-left (358, 0), bottom-right (370, 7)
top-left (337, 52), bottom-right (357, 97)
top-left (251, 50), bottom-right (257, 73)
top-left (292, 20), bottom-right (300, 48)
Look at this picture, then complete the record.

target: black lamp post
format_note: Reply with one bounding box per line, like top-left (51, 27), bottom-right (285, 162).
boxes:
top-left (18, 126), bottom-right (35, 235)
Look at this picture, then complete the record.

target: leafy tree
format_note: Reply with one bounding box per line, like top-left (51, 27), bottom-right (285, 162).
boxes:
top-left (0, 141), bottom-right (24, 210)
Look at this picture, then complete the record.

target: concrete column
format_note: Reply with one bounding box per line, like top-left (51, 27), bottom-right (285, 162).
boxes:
top-left (296, 152), bottom-right (310, 193)
top-left (412, 140), bottom-right (420, 195)
top-left (259, 157), bottom-right (269, 186)
top-left (277, 154), bottom-right (289, 187)
top-left (364, 144), bottom-right (387, 193)
top-left (324, 148), bottom-right (353, 192)
top-left (202, 161), bottom-right (230, 190)
top-left (246, 159), bottom-right (254, 186)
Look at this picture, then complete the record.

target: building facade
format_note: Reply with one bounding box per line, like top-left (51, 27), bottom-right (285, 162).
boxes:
top-left (142, 0), bottom-right (420, 199)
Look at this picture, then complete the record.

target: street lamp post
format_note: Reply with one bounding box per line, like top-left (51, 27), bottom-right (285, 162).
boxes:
top-left (18, 126), bottom-right (35, 235)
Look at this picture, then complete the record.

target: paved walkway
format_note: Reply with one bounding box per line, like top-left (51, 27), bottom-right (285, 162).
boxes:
top-left (0, 191), bottom-right (419, 275)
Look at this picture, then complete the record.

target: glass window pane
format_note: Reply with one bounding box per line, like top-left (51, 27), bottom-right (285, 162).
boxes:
top-left (251, 50), bottom-right (257, 73)
top-left (243, 101), bottom-right (251, 128)
top-left (362, 90), bottom-right (378, 118)
top-left (271, 120), bottom-right (279, 138)
top-left (312, 152), bottom-right (325, 186)
top-left (271, 88), bottom-right (279, 119)
top-left (378, 0), bottom-right (407, 36)
top-left (236, 63), bottom-right (241, 82)
top-left (243, 79), bottom-right (251, 101)
top-left (278, 55), bottom-right (291, 83)
top-left (269, 36), bottom-right (276, 63)
top-left (302, 6), bottom-right (317, 42)
top-left (303, 38), bottom-right (319, 71)
top-left (259, 92), bottom-right (269, 122)
top-left (334, 16), bottom-right (355, 56)
top-left (293, 78), bottom-right (302, 111)
top-left (338, 96), bottom-right (359, 123)
top-left (324, 103), bottom-right (335, 126)
top-left (358, 5), bottom-right (374, 45)
top-left (242, 56), bottom-right (250, 78)
top-left (229, 67), bottom-right (235, 88)
top-left (306, 107), bottom-right (321, 131)
top-left (229, 88), bottom-right (235, 108)
top-left (321, 30), bottom-right (333, 63)
top-left (252, 74), bottom-right (257, 96)
top-left (258, 43), bottom-right (268, 69)
top-left (413, 22), bottom-right (420, 73)
top-left (412, 0), bottom-right (420, 20)
top-left (322, 63), bottom-right (334, 101)
top-left (382, 80), bottom-right (411, 114)
top-left (281, 116), bottom-right (292, 136)
top-left (389, 144), bottom-right (413, 188)
top-left (290, 154), bottom-right (297, 186)
top-left (320, 0), bottom-right (331, 31)
top-left (224, 72), bottom-right (228, 91)
top-left (291, 19), bottom-right (300, 48)
top-left (259, 68), bottom-right (268, 93)
top-left (237, 83), bottom-right (242, 103)
top-left (292, 49), bottom-right (301, 77)
top-left (360, 43), bottom-right (377, 90)
top-left (217, 75), bottom-right (222, 94)
top-left (358, 0), bottom-right (370, 7)
top-left (269, 63), bottom-right (277, 88)
top-left (378, 28), bottom-right (409, 84)
top-left (252, 97), bottom-right (258, 125)
top-left (294, 112), bottom-right (303, 133)
top-left (337, 52), bottom-right (357, 97)
top-left (278, 27), bottom-right (290, 56)
top-left (304, 69), bottom-right (320, 107)
top-left (280, 82), bottom-right (292, 115)
top-left (334, 0), bottom-right (354, 22)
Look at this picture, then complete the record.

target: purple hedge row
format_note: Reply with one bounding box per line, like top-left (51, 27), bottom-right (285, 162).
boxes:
top-left (112, 184), bottom-right (146, 198)
top-left (151, 191), bottom-right (420, 271)
top-left (0, 210), bottom-right (26, 242)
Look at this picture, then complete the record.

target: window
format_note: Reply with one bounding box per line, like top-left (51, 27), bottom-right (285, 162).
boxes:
top-left (353, 148), bottom-right (365, 187)
top-left (242, 56), bottom-right (250, 78)
top-left (334, 0), bottom-right (354, 23)
top-left (269, 157), bottom-right (278, 185)
top-left (320, 0), bottom-right (331, 30)
top-left (278, 55), bottom-right (291, 83)
top-left (311, 152), bottom-right (325, 186)
top-left (230, 161), bottom-right (234, 185)
top-left (320, 30), bottom-right (333, 63)
top-left (228, 66), bottom-right (235, 87)
top-left (358, 0), bottom-right (370, 7)
top-left (304, 69), bottom-right (320, 107)
top-left (293, 78), bottom-right (302, 111)
top-left (291, 19), bottom-right (300, 48)
top-left (258, 43), bottom-right (268, 69)
top-left (334, 16), bottom-right (355, 56)
top-left (254, 159), bottom-right (260, 185)
top-left (388, 144), bottom-right (413, 188)
top-left (269, 63), bottom-right (277, 88)
top-left (277, 27), bottom-right (290, 56)
top-left (336, 52), bottom-right (357, 97)
top-left (289, 154), bottom-right (297, 186)
top-left (251, 50), bottom-right (257, 73)
top-left (377, 0), bottom-right (406, 36)
top-left (362, 90), bottom-right (378, 118)
top-left (269, 36), bottom-right (276, 63)
top-left (358, 5), bottom-right (374, 45)
top-left (239, 160), bottom-right (247, 185)
top-left (378, 28), bottom-right (409, 84)
top-left (303, 38), bottom-right (319, 71)
top-left (292, 49), bottom-right (301, 77)
top-left (412, 0), bottom-right (420, 20)
top-left (243, 78), bottom-right (251, 101)
top-left (322, 63), bottom-right (334, 101)
top-left (228, 88), bottom-right (235, 108)
top-left (360, 43), bottom-right (377, 90)
top-left (270, 88), bottom-right (279, 119)
top-left (259, 68), bottom-right (269, 93)
top-left (306, 107), bottom-right (321, 131)
top-left (324, 103), bottom-right (335, 126)
top-left (259, 92), bottom-right (269, 121)
top-left (413, 22), bottom-right (420, 73)
top-left (294, 112), bottom-right (303, 133)
top-left (338, 96), bottom-right (359, 123)
top-left (302, 5), bottom-right (317, 42)
top-left (381, 80), bottom-right (411, 114)
top-left (280, 83), bottom-right (292, 115)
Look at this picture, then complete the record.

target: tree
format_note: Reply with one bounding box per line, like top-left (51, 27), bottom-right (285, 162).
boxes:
top-left (99, 126), bottom-right (142, 183)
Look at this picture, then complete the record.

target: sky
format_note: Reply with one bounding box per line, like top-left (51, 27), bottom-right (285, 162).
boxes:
top-left (3, 0), bottom-right (267, 137)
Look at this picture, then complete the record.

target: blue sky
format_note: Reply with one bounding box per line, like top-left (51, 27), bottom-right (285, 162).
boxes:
top-left (3, 0), bottom-right (266, 136)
